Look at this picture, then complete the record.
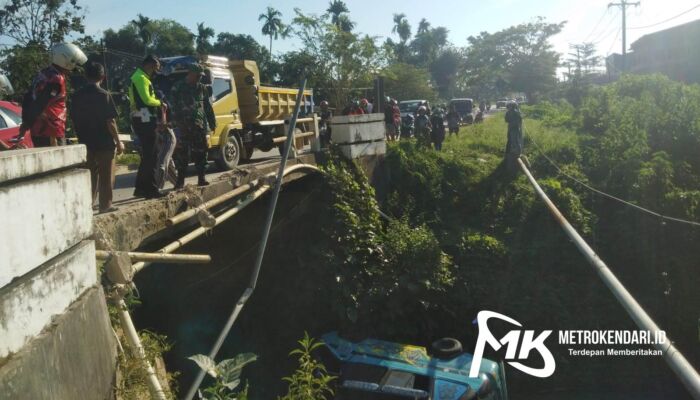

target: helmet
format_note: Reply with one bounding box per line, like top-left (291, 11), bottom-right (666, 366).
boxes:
top-left (320, 100), bottom-right (329, 108)
top-left (0, 74), bottom-right (13, 96)
top-left (390, 99), bottom-right (397, 105)
top-left (360, 98), bottom-right (368, 106)
top-left (507, 100), bottom-right (517, 110)
top-left (417, 106), bottom-right (427, 114)
top-left (50, 43), bottom-right (87, 71)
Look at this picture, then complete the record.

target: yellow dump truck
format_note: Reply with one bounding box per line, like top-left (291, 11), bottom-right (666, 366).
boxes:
top-left (156, 55), bottom-right (315, 169)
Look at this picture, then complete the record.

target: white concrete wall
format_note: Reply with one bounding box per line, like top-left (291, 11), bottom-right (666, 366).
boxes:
top-left (0, 169), bottom-right (93, 287)
top-left (0, 241), bottom-right (97, 358)
top-left (0, 144), bottom-right (96, 357)
top-left (330, 113), bottom-right (386, 159)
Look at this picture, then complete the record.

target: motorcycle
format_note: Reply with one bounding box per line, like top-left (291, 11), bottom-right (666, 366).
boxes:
top-left (401, 114), bottom-right (415, 138)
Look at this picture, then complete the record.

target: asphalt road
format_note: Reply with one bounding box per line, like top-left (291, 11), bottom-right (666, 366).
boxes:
top-left (112, 146), bottom-right (284, 205)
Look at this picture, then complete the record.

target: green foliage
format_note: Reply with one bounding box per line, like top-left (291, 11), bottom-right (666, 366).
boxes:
top-left (0, 43), bottom-right (48, 101)
top-left (0, 0), bottom-right (85, 47)
top-left (189, 353), bottom-right (257, 400)
top-left (289, 8), bottom-right (383, 105)
top-left (382, 63), bottom-right (438, 103)
top-left (463, 17), bottom-right (565, 101)
top-left (114, 329), bottom-right (179, 400)
top-left (279, 333), bottom-right (334, 400)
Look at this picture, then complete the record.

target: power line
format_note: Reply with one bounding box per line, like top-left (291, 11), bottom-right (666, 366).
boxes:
top-left (629, 3), bottom-right (700, 29)
top-left (583, 8), bottom-right (612, 42)
top-left (522, 121), bottom-right (700, 228)
top-left (606, 27), bottom-right (622, 55)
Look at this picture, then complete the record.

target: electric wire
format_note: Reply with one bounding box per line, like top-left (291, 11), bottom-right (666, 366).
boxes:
top-left (522, 121), bottom-right (700, 228)
top-left (583, 8), bottom-right (612, 42)
top-left (629, 3), bottom-right (700, 30)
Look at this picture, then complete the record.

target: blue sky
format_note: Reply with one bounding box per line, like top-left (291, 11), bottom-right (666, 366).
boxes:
top-left (82, 0), bottom-right (700, 62)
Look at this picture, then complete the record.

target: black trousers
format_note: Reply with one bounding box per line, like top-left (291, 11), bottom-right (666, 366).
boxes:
top-left (132, 118), bottom-right (159, 195)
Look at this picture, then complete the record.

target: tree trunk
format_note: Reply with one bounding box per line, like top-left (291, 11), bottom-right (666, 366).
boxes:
top-left (269, 35), bottom-right (273, 59)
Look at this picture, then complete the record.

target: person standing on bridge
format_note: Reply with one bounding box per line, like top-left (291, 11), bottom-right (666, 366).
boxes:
top-left (19, 43), bottom-right (87, 147)
top-left (71, 62), bottom-right (123, 214)
top-left (129, 55), bottom-right (165, 198)
top-left (171, 63), bottom-right (216, 189)
top-left (504, 101), bottom-right (523, 169)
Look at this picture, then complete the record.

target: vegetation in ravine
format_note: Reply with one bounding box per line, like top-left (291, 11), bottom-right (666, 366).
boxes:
top-left (286, 74), bottom-right (698, 397)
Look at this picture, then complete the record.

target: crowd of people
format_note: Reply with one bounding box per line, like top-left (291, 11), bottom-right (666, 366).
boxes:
top-left (1, 41), bottom-right (524, 213)
top-left (1, 43), bottom-right (216, 213)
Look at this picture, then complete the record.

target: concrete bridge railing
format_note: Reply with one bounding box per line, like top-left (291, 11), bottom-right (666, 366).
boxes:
top-left (0, 146), bottom-right (117, 400)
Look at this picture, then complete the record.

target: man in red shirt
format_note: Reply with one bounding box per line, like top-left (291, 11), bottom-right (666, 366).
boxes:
top-left (20, 43), bottom-right (87, 147)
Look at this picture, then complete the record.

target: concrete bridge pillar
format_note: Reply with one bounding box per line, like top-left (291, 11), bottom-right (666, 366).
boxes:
top-left (0, 146), bottom-right (117, 400)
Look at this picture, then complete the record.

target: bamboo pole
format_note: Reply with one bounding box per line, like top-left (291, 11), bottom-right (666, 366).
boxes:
top-left (130, 164), bottom-right (320, 275)
top-left (116, 298), bottom-right (167, 400)
top-left (95, 250), bottom-right (211, 264)
top-left (166, 181), bottom-right (258, 227)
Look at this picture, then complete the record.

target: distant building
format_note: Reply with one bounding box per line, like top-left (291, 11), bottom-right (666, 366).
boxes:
top-left (606, 19), bottom-right (700, 83)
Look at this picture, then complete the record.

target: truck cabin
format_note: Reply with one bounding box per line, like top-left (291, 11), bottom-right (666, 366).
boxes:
top-left (449, 98), bottom-right (473, 117)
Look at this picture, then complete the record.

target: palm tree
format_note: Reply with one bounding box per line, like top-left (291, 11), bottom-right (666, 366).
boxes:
top-left (258, 6), bottom-right (286, 57)
top-left (131, 14), bottom-right (153, 56)
top-left (336, 14), bottom-right (355, 32)
top-left (392, 13), bottom-right (411, 44)
top-left (327, 0), bottom-right (349, 27)
top-left (195, 22), bottom-right (215, 55)
top-left (417, 18), bottom-right (431, 35)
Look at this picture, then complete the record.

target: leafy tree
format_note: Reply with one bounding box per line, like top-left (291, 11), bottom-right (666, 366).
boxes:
top-left (258, 6), bottom-right (287, 57)
top-left (410, 24), bottom-right (448, 67)
top-left (130, 14), bottom-right (153, 55)
top-left (430, 47), bottom-right (464, 99)
top-left (391, 13), bottom-right (411, 43)
top-left (0, 43), bottom-right (48, 100)
top-left (0, 0), bottom-right (85, 47)
top-left (149, 19), bottom-right (195, 56)
top-left (417, 18), bottom-right (431, 35)
top-left (382, 62), bottom-right (437, 103)
top-left (390, 13), bottom-right (411, 62)
top-left (464, 17), bottom-right (565, 102)
top-left (326, 0), bottom-right (349, 27)
top-left (196, 22), bottom-right (215, 56)
top-left (290, 8), bottom-right (383, 107)
top-left (212, 33), bottom-right (275, 82)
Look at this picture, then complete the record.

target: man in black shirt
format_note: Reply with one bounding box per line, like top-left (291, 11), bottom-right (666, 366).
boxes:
top-left (71, 62), bottom-right (124, 213)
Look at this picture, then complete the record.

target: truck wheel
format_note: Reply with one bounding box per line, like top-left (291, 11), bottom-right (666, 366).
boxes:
top-left (431, 338), bottom-right (463, 359)
top-left (215, 130), bottom-right (241, 170)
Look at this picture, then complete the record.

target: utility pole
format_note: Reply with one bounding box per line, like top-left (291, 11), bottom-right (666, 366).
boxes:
top-left (609, 0), bottom-right (640, 71)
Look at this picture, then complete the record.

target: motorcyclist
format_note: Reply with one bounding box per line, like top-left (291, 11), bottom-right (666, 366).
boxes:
top-left (446, 104), bottom-right (460, 136)
top-left (414, 106), bottom-right (432, 146)
top-left (319, 100), bottom-right (332, 144)
top-left (430, 107), bottom-right (446, 151)
top-left (359, 98), bottom-right (371, 114)
top-left (20, 43), bottom-right (88, 147)
top-left (504, 100), bottom-right (523, 170)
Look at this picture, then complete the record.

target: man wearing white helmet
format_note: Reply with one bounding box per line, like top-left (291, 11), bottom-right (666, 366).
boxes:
top-left (0, 74), bottom-right (14, 98)
top-left (19, 43), bottom-right (87, 147)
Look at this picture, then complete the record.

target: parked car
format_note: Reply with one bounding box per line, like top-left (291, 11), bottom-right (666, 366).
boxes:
top-left (399, 100), bottom-right (429, 118)
top-left (449, 98), bottom-right (474, 124)
top-left (496, 99), bottom-right (509, 109)
top-left (0, 101), bottom-right (33, 150)
top-left (317, 332), bottom-right (509, 400)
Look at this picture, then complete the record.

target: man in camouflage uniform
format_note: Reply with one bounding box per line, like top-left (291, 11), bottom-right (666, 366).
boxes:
top-left (171, 63), bottom-right (216, 188)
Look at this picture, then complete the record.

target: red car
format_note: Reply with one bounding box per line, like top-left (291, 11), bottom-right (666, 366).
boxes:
top-left (0, 100), bottom-right (33, 150)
